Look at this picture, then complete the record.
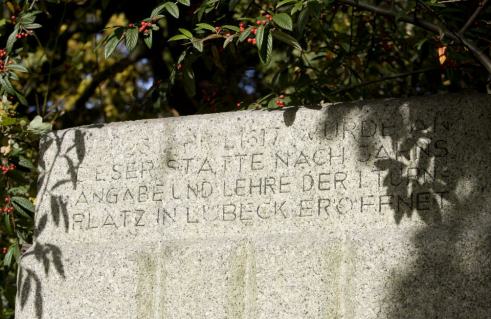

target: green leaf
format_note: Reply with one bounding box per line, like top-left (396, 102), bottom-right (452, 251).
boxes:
top-left (256, 25), bottom-right (265, 48)
top-left (15, 90), bottom-right (28, 106)
top-left (229, 0), bottom-right (240, 10)
top-left (223, 25), bottom-right (241, 32)
top-left (9, 72), bottom-right (20, 81)
top-left (179, 28), bottom-right (193, 38)
top-left (104, 35), bottom-right (120, 58)
top-left (24, 23), bottom-right (43, 29)
top-left (178, 0), bottom-right (191, 5)
top-left (0, 77), bottom-right (15, 95)
top-left (196, 23), bottom-right (216, 32)
top-left (277, 0), bottom-right (297, 8)
top-left (239, 26), bottom-right (253, 42)
top-left (12, 196), bottom-right (35, 213)
top-left (273, 13), bottom-right (293, 31)
top-left (182, 62), bottom-right (195, 97)
top-left (28, 115), bottom-right (52, 134)
top-left (144, 29), bottom-right (153, 48)
top-left (297, 9), bottom-right (308, 34)
top-left (307, 1), bottom-right (321, 19)
top-left (11, 201), bottom-right (33, 219)
top-left (7, 31), bottom-right (18, 53)
top-left (0, 117), bottom-right (17, 126)
top-left (8, 185), bottom-right (29, 195)
top-left (258, 28), bottom-right (273, 65)
top-left (165, 2), bottom-right (179, 18)
top-left (223, 35), bottom-right (235, 48)
top-left (192, 40), bottom-right (204, 52)
top-left (272, 30), bottom-right (302, 51)
top-left (125, 27), bottom-right (139, 51)
top-left (168, 34), bottom-right (190, 41)
top-left (151, 3), bottom-right (166, 18)
top-left (17, 155), bottom-right (36, 171)
top-left (7, 64), bottom-right (28, 73)
top-left (4, 245), bottom-right (17, 268)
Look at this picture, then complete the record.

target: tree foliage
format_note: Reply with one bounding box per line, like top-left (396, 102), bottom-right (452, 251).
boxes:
top-left (0, 0), bottom-right (490, 316)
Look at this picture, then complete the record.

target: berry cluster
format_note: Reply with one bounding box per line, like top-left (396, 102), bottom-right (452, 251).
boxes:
top-left (1, 164), bottom-right (15, 174)
top-left (15, 30), bottom-right (33, 39)
top-left (138, 18), bottom-right (157, 34)
top-left (275, 95), bottom-right (285, 108)
top-left (0, 59), bottom-right (13, 73)
top-left (2, 198), bottom-right (13, 214)
top-left (2, 247), bottom-right (6, 254)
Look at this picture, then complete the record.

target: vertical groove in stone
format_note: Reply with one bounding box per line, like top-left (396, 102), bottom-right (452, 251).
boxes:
top-left (227, 239), bottom-right (257, 319)
top-left (321, 238), bottom-right (344, 319)
top-left (136, 242), bottom-right (166, 319)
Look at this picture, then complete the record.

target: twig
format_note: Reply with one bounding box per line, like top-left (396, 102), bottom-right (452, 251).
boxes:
top-left (460, 0), bottom-right (488, 35)
top-left (338, 0), bottom-right (491, 74)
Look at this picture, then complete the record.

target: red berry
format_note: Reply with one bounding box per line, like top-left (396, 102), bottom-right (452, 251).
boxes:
top-left (215, 26), bottom-right (220, 31)
top-left (247, 38), bottom-right (252, 43)
top-left (262, 20), bottom-right (266, 25)
top-left (266, 14), bottom-right (271, 19)
top-left (479, 2), bottom-right (482, 6)
top-left (129, 23), bottom-right (133, 27)
top-left (226, 33), bottom-right (231, 37)
top-left (145, 30), bottom-right (149, 34)
top-left (280, 95), bottom-right (284, 99)
top-left (11, 16), bottom-right (15, 19)
top-left (29, 30), bottom-right (33, 34)
top-left (153, 17), bottom-right (158, 21)
top-left (256, 21), bottom-right (261, 25)
top-left (255, 103), bottom-right (259, 107)
top-left (252, 39), bottom-right (256, 45)
top-left (5, 69), bottom-right (9, 72)
top-left (5, 198), bottom-right (8, 201)
top-left (237, 103), bottom-right (241, 107)
top-left (141, 22), bottom-right (146, 26)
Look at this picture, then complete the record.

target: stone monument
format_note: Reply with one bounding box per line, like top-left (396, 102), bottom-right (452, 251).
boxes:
top-left (17, 94), bottom-right (491, 318)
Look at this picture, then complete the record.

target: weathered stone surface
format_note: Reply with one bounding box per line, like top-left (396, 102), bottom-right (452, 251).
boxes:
top-left (17, 94), bottom-right (491, 318)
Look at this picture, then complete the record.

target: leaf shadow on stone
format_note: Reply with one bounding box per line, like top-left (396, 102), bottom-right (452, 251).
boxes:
top-left (18, 129), bottom-right (86, 318)
top-left (322, 95), bottom-right (491, 318)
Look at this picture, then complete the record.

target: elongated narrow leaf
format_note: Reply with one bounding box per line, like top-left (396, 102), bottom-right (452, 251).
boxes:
top-left (273, 13), bottom-right (293, 31)
top-left (223, 35), bottom-right (235, 48)
top-left (196, 23), bottom-right (216, 32)
top-left (24, 23), bottom-right (42, 29)
top-left (276, 0), bottom-right (296, 8)
top-left (151, 4), bottom-right (166, 18)
top-left (15, 90), bottom-right (28, 106)
top-left (168, 34), bottom-right (189, 41)
top-left (179, 28), bottom-right (193, 38)
top-left (256, 25), bottom-right (265, 48)
top-left (165, 2), bottom-right (179, 18)
top-left (12, 196), bottom-right (35, 213)
top-left (7, 31), bottom-right (18, 53)
top-left (178, 0), bottom-right (191, 5)
top-left (4, 245), bottom-right (15, 268)
top-left (17, 156), bottom-right (35, 170)
top-left (239, 26), bottom-right (253, 42)
top-left (258, 28), bottom-right (273, 65)
top-left (105, 35), bottom-right (120, 58)
top-left (11, 201), bottom-right (33, 219)
top-left (307, 1), bottom-right (321, 18)
top-left (182, 62), bottom-right (195, 96)
top-left (272, 30), bottom-right (302, 51)
top-left (192, 40), bottom-right (204, 52)
top-left (297, 9), bottom-right (308, 34)
top-left (125, 28), bottom-right (139, 51)
top-left (7, 64), bottom-right (28, 73)
top-left (0, 77), bottom-right (15, 95)
top-left (144, 29), bottom-right (153, 48)
top-left (223, 25), bottom-right (240, 32)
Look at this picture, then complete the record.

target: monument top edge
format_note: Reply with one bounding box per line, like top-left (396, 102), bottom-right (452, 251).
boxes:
top-left (48, 93), bottom-right (489, 136)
